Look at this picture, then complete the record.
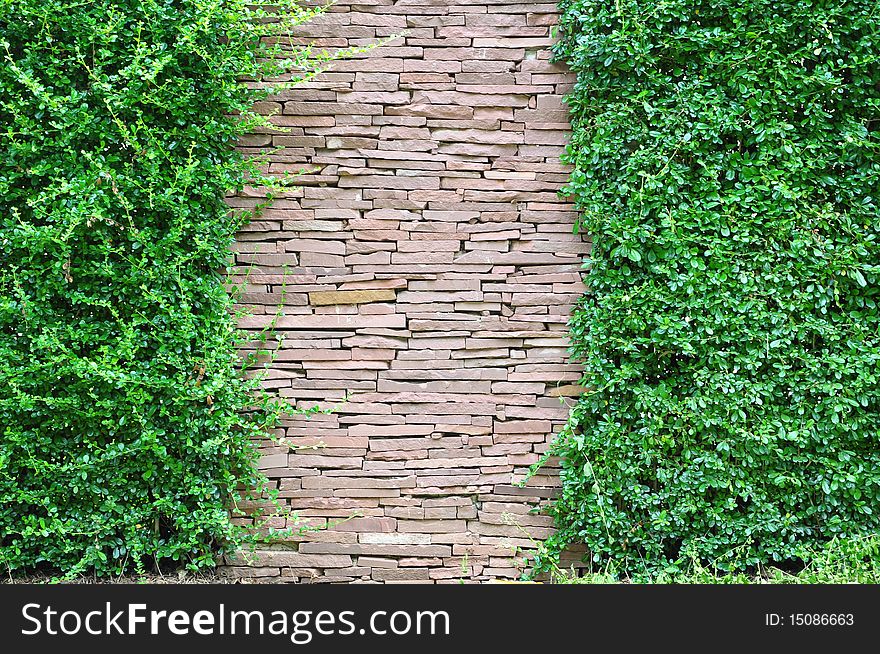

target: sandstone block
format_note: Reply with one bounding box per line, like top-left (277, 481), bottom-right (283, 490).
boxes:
top-left (309, 290), bottom-right (397, 306)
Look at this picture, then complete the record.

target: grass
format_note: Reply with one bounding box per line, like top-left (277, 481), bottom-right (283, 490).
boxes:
top-left (1, 570), bottom-right (227, 584)
top-left (549, 535), bottom-right (880, 584)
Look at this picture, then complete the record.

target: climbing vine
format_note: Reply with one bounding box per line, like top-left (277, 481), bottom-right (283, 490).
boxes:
top-left (0, 0), bottom-right (336, 576)
top-left (537, 0), bottom-right (880, 577)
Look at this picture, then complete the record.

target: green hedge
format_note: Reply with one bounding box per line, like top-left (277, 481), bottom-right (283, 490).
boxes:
top-left (538, 0), bottom-right (880, 577)
top-left (0, 0), bottom-right (326, 576)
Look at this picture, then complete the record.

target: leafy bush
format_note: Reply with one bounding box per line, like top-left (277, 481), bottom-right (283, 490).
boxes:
top-left (557, 536), bottom-right (880, 584)
top-left (537, 0), bottom-right (880, 577)
top-left (0, 0), bottom-right (329, 576)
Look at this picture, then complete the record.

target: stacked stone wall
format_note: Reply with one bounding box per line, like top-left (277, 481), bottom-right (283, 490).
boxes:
top-left (226, 0), bottom-right (586, 583)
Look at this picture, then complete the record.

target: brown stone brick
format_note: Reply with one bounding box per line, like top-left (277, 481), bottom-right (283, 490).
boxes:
top-left (332, 517), bottom-right (397, 533)
top-left (309, 290), bottom-right (397, 306)
top-left (372, 568), bottom-right (431, 581)
top-left (227, 551), bottom-right (353, 568)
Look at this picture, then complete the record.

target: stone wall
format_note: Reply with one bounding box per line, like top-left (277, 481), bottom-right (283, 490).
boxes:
top-left (225, 0), bottom-right (586, 583)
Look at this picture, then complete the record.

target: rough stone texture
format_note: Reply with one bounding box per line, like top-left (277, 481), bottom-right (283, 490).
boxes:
top-left (225, 0), bottom-right (587, 583)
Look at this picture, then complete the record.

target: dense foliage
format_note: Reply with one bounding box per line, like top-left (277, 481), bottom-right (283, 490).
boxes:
top-left (0, 0), bottom-right (327, 576)
top-left (538, 0), bottom-right (880, 577)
